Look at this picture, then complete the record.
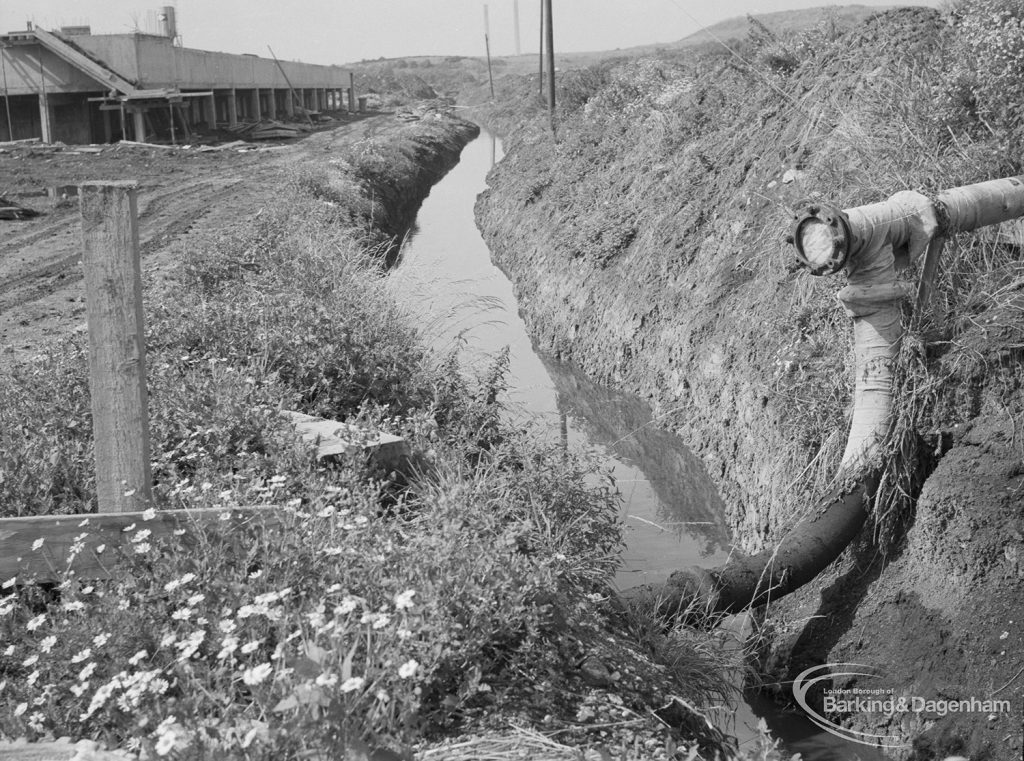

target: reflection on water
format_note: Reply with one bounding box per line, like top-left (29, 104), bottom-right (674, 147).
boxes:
top-left (389, 128), bottom-right (731, 588)
top-left (540, 354), bottom-right (731, 576)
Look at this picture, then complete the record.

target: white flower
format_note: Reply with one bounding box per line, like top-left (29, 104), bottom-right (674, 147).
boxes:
top-left (26, 670), bottom-right (39, 686)
top-left (62, 600), bottom-right (85, 612)
top-left (131, 529), bottom-right (152, 544)
top-left (315, 672), bottom-right (338, 687)
top-left (240, 640), bottom-right (261, 655)
top-left (394, 589), bottom-right (416, 610)
top-left (217, 636), bottom-right (239, 660)
top-left (13, 702), bottom-right (27, 717)
top-left (398, 659), bottom-right (419, 679)
top-left (340, 676), bottom-right (365, 693)
top-left (241, 662), bottom-right (273, 685)
top-left (175, 630), bottom-right (206, 660)
top-left (337, 596), bottom-right (360, 615)
top-left (79, 662), bottom-right (97, 681)
top-left (31, 538), bottom-right (44, 551)
top-left (128, 650), bottom-right (148, 666)
top-left (163, 573), bottom-right (195, 593)
top-left (134, 542), bottom-right (152, 554)
top-left (1, 577), bottom-right (15, 589)
top-left (159, 632), bottom-right (177, 648)
top-left (38, 636), bottom-right (57, 654)
top-left (26, 614), bottom-right (46, 631)
top-left (171, 607), bottom-right (193, 621)
top-left (22, 654), bottom-right (39, 667)
top-left (397, 628), bottom-right (413, 640)
top-left (71, 648), bottom-right (92, 663)
top-left (218, 619), bottom-right (236, 634)
top-left (93, 632), bottom-right (110, 648)
top-left (2, 645), bottom-right (13, 656)
top-left (372, 614), bottom-right (391, 630)
top-left (141, 508), bottom-right (157, 521)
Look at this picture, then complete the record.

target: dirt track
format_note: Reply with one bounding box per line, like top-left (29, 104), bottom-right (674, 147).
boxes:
top-left (0, 113), bottom-right (395, 361)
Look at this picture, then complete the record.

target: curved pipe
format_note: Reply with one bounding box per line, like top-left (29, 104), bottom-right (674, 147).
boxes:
top-left (631, 175), bottom-right (1024, 623)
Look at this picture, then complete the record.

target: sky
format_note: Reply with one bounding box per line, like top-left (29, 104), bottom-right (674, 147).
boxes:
top-left (0, 0), bottom-right (941, 66)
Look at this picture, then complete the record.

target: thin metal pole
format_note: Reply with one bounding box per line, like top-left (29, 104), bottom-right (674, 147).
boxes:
top-left (0, 44), bottom-right (13, 140)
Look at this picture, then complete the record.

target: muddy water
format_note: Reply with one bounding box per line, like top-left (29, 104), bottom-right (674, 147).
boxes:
top-left (389, 130), bottom-right (882, 761)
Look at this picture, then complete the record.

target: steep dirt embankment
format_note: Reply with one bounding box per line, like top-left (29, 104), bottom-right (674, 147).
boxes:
top-left (475, 8), bottom-right (1023, 758)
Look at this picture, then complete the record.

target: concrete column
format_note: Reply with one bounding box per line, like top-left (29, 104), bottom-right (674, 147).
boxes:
top-left (206, 94), bottom-right (216, 128)
top-left (132, 109), bottom-right (145, 142)
top-left (38, 92), bottom-right (53, 143)
top-left (227, 88), bottom-right (238, 127)
top-left (102, 109), bottom-right (112, 143)
top-left (250, 88), bottom-right (261, 121)
top-left (284, 89), bottom-right (294, 117)
top-left (348, 73), bottom-right (356, 113)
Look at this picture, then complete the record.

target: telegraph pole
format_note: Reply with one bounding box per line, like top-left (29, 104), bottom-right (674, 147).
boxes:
top-left (538, 0), bottom-right (544, 98)
top-left (484, 4), bottom-right (495, 99)
top-left (544, 0), bottom-right (555, 123)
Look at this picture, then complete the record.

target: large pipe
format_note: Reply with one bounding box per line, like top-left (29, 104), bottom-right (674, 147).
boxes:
top-left (632, 175), bottom-right (1024, 623)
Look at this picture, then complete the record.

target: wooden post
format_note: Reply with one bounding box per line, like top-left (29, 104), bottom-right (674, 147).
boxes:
top-left (268, 47), bottom-right (313, 127)
top-left (79, 182), bottom-right (153, 513)
top-left (544, 0), bottom-right (555, 123)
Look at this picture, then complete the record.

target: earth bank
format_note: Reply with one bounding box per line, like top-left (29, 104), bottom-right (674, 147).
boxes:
top-left (470, 6), bottom-right (1024, 759)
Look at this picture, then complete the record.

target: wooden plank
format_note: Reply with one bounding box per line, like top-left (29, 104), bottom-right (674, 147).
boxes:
top-left (282, 411), bottom-right (409, 468)
top-left (0, 507), bottom-right (285, 584)
top-left (79, 182), bottom-right (154, 513)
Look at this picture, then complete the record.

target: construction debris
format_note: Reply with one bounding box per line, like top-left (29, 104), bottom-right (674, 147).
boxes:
top-left (225, 119), bottom-right (309, 140)
top-left (0, 197), bottom-right (41, 220)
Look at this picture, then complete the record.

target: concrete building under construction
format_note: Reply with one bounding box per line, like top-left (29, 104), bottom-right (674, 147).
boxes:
top-left (0, 9), bottom-right (353, 144)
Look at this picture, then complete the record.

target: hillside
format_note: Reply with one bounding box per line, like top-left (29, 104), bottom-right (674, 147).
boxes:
top-left (345, 4), bottom-right (894, 103)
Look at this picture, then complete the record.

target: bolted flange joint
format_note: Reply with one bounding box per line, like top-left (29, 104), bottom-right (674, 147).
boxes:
top-left (787, 203), bottom-right (852, 276)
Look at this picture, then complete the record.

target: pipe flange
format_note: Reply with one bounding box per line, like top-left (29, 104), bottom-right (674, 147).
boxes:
top-left (787, 203), bottom-right (852, 276)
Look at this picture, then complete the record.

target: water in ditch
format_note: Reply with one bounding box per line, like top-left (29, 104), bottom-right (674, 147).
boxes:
top-left (388, 129), bottom-right (884, 761)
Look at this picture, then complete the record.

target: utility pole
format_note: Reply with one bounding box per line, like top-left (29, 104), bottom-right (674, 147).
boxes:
top-left (544, 0), bottom-right (555, 123)
top-left (538, 0), bottom-right (544, 98)
top-left (483, 4), bottom-right (495, 99)
top-left (514, 0), bottom-right (521, 56)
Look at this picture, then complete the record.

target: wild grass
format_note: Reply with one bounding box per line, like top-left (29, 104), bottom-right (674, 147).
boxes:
top-left (471, 0), bottom-right (1023, 558)
top-left (0, 120), bottom-right (745, 758)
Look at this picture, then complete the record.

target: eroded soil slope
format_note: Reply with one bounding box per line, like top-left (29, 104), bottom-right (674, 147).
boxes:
top-left (475, 7), bottom-right (1023, 758)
